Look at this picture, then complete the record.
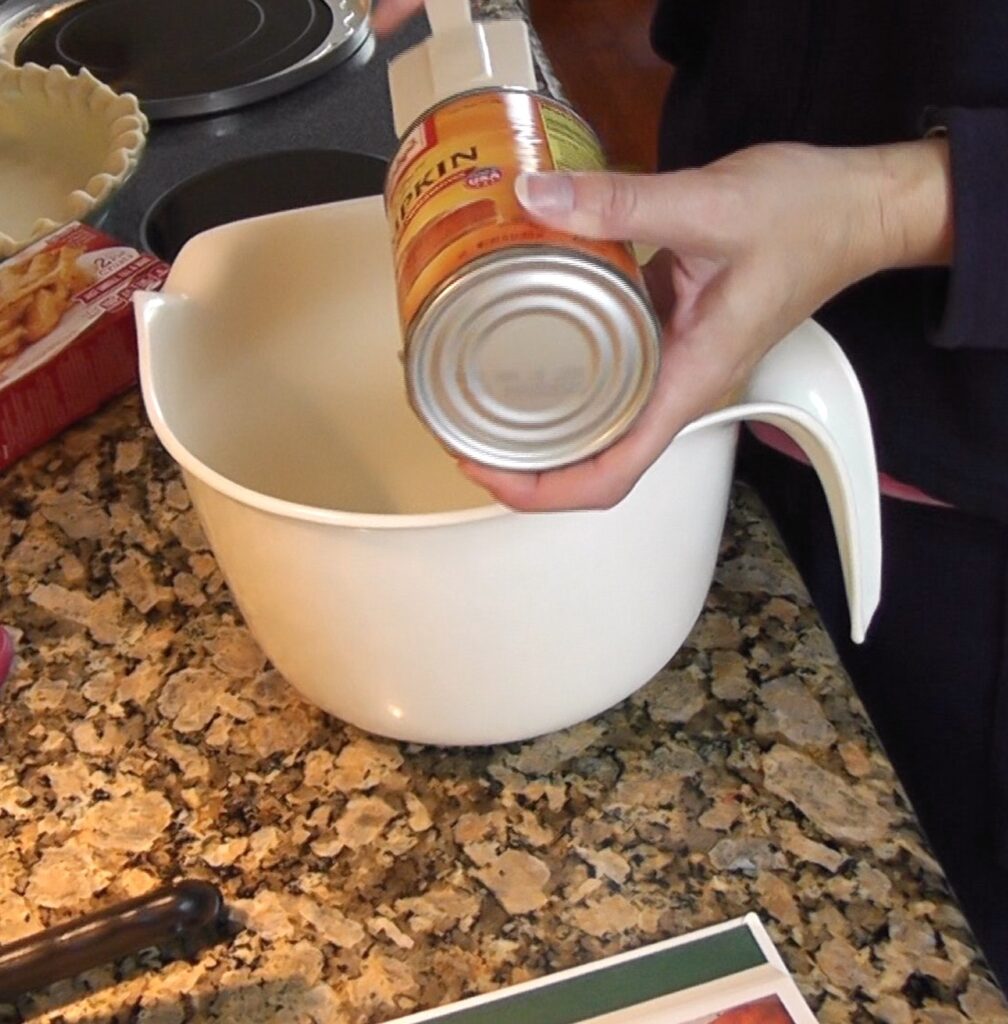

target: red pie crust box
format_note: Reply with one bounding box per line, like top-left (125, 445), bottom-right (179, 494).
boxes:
top-left (0, 223), bottom-right (169, 471)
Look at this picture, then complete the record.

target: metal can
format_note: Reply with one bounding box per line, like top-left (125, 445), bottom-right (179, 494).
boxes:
top-left (384, 87), bottom-right (660, 472)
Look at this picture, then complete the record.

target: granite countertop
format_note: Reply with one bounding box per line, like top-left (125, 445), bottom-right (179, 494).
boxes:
top-left (2, 3), bottom-right (1008, 1024)
top-left (4, 394), bottom-right (1008, 1024)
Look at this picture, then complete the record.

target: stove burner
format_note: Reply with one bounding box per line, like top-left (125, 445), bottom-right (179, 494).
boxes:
top-left (139, 149), bottom-right (388, 261)
top-left (9, 0), bottom-right (370, 119)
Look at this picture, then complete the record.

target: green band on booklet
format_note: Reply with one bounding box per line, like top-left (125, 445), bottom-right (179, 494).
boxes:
top-left (431, 925), bottom-right (767, 1024)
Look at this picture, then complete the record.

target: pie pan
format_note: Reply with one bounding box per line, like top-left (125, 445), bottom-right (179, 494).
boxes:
top-left (0, 61), bottom-right (147, 258)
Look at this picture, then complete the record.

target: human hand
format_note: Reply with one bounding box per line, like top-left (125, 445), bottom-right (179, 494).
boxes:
top-left (459, 139), bottom-right (952, 511)
top-left (371, 0), bottom-right (425, 35)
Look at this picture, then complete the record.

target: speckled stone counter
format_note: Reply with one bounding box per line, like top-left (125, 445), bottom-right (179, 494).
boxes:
top-left (3, 394), bottom-right (1008, 1024)
top-left (3, 4), bottom-right (1008, 1024)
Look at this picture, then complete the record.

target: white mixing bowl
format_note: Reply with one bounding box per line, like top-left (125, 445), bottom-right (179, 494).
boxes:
top-left (135, 196), bottom-right (879, 746)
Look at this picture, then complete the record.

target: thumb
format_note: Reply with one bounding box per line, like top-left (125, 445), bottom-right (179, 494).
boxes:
top-left (515, 170), bottom-right (712, 251)
top-left (371, 0), bottom-right (424, 35)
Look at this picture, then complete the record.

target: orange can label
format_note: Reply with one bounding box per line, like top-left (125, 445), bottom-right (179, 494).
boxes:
top-left (385, 89), bottom-right (643, 332)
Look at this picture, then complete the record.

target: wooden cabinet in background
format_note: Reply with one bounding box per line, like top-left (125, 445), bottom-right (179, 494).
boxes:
top-left (529, 0), bottom-right (671, 172)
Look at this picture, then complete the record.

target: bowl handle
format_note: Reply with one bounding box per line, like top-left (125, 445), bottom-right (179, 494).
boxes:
top-left (683, 318), bottom-right (882, 642)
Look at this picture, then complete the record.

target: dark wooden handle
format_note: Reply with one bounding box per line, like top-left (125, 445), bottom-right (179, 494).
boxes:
top-left (0, 880), bottom-right (225, 1002)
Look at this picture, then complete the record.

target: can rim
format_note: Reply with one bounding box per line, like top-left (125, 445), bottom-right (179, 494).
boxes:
top-left (404, 247), bottom-right (661, 471)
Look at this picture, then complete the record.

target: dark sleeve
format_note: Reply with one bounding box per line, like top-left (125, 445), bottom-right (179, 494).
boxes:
top-left (925, 106), bottom-right (1008, 351)
top-left (649, 0), bottom-right (717, 70)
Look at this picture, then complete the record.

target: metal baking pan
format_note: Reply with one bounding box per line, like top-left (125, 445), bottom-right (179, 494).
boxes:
top-left (0, 0), bottom-right (372, 119)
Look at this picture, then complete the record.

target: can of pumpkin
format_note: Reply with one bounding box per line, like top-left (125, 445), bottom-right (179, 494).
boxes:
top-left (384, 86), bottom-right (660, 472)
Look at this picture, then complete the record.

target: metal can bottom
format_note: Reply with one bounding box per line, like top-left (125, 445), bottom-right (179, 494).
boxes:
top-left (405, 247), bottom-right (661, 472)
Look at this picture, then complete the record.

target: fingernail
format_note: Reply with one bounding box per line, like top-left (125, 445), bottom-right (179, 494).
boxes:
top-left (515, 173), bottom-right (574, 215)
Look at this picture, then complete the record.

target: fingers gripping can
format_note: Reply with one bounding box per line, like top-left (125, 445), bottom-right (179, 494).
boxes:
top-left (385, 87), bottom-right (661, 472)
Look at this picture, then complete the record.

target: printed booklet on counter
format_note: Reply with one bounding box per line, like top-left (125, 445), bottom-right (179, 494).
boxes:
top-left (389, 915), bottom-right (818, 1024)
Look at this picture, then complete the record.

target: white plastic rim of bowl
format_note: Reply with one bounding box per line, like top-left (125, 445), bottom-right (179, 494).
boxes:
top-left (135, 196), bottom-right (881, 645)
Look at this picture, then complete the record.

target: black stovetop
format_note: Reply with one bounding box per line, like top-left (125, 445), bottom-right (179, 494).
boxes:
top-left (94, 14), bottom-right (429, 249)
